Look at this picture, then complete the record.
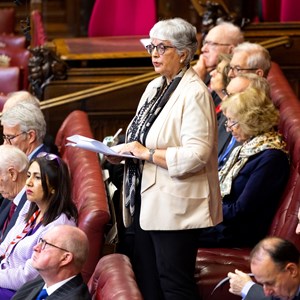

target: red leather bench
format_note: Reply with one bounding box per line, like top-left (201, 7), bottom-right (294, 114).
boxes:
top-left (88, 254), bottom-right (143, 300)
top-left (55, 110), bottom-right (110, 283)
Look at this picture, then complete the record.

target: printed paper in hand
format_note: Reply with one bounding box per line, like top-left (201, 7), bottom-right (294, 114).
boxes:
top-left (66, 134), bottom-right (135, 158)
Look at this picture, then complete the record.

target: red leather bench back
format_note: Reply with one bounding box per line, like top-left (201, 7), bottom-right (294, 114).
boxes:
top-left (88, 254), bottom-right (143, 300)
top-left (0, 8), bottom-right (15, 34)
top-left (55, 110), bottom-right (110, 283)
top-left (267, 62), bottom-right (300, 250)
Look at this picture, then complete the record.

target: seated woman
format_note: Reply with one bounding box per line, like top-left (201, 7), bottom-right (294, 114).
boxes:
top-left (209, 53), bottom-right (232, 120)
top-left (0, 152), bottom-right (78, 299)
top-left (198, 87), bottom-right (290, 248)
top-left (209, 53), bottom-right (232, 104)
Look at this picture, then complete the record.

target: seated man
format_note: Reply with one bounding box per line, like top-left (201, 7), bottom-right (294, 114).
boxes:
top-left (228, 209), bottom-right (300, 300)
top-left (218, 42), bottom-right (272, 168)
top-left (193, 22), bottom-right (244, 109)
top-left (0, 102), bottom-right (51, 239)
top-left (0, 145), bottom-right (28, 241)
top-left (12, 225), bottom-right (91, 300)
top-left (228, 42), bottom-right (271, 79)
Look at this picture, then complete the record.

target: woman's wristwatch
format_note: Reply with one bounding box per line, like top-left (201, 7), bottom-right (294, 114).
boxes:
top-left (149, 149), bottom-right (155, 163)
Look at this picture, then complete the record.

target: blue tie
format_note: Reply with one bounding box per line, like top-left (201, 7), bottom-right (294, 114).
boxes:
top-left (36, 288), bottom-right (48, 300)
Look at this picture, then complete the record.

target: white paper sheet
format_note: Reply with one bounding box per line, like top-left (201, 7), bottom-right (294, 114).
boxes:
top-left (66, 134), bottom-right (135, 158)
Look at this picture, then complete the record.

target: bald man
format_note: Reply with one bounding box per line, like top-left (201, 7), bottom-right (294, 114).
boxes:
top-left (228, 236), bottom-right (300, 300)
top-left (12, 225), bottom-right (91, 300)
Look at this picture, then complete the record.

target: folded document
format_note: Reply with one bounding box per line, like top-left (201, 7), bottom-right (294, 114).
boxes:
top-left (66, 134), bottom-right (135, 158)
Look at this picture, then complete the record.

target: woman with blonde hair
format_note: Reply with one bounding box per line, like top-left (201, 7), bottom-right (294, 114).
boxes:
top-left (198, 87), bottom-right (289, 248)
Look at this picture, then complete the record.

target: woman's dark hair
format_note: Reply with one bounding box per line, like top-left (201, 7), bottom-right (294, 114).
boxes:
top-left (25, 154), bottom-right (78, 225)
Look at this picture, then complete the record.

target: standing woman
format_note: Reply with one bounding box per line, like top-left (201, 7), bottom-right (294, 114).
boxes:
top-left (107, 18), bottom-right (222, 300)
top-left (0, 152), bottom-right (78, 299)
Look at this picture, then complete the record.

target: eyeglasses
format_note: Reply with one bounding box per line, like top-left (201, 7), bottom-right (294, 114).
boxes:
top-left (2, 132), bottom-right (27, 145)
top-left (38, 238), bottom-right (69, 252)
top-left (37, 152), bottom-right (61, 165)
top-left (229, 65), bottom-right (258, 74)
top-left (222, 88), bottom-right (231, 97)
top-left (145, 43), bottom-right (176, 55)
top-left (225, 120), bottom-right (239, 130)
top-left (202, 40), bottom-right (231, 47)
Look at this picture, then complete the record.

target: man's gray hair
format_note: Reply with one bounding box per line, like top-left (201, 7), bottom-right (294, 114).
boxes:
top-left (1, 102), bottom-right (46, 143)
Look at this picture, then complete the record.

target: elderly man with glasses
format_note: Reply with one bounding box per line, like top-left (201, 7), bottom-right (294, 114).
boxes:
top-left (193, 22), bottom-right (244, 129)
top-left (12, 225), bottom-right (91, 300)
top-left (228, 42), bottom-right (271, 79)
top-left (193, 22), bottom-right (244, 82)
top-left (0, 101), bottom-right (50, 240)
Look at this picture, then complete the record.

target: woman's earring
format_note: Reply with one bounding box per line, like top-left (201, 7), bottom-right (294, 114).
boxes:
top-left (51, 189), bottom-right (55, 194)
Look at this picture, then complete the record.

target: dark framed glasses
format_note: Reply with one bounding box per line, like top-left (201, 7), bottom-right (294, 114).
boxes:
top-left (145, 43), bottom-right (176, 55)
top-left (2, 132), bottom-right (27, 145)
top-left (229, 65), bottom-right (258, 74)
top-left (38, 237), bottom-right (69, 252)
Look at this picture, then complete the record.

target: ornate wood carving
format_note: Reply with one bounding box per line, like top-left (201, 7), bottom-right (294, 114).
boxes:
top-left (28, 46), bottom-right (68, 99)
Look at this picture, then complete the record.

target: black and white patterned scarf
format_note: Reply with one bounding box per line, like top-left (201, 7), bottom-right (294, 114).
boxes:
top-left (124, 67), bottom-right (187, 216)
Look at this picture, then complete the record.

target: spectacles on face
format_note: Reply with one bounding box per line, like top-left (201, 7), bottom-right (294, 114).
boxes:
top-left (3, 132), bottom-right (27, 145)
top-left (222, 88), bottom-right (231, 97)
top-left (225, 120), bottom-right (239, 130)
top-left (37, 152), bottom-right (61, 165)
top-left (202, 40), bottom-right (231, 48)
top-left (38, 237), bottom-right (69, 252)
top-left (229, 65), bottom-right (258, 74)
top-left (145, 43), bottom-right (176, 55)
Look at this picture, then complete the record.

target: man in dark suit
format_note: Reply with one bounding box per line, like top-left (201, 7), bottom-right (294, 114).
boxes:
top-left (228, 237), bottom-right (300, 300)
top-left (0, 145), bottom-right (29, 241)
top-left (0, 100), bottom-right (53, 240)
top-left (12, 225), bottom-right (91, 300)
top-left (218, 42), bottom-right (272, 168)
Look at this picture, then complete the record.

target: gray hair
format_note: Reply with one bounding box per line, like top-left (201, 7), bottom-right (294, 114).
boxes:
top-left (3, 91), bottom-right (40, 113)
top-left (0, 144), bottom-right (29, 174)
top-left (1, 102), bottom-right (46, 143)
top-left (233, 42), bottom-right (271, 77)
top-left (212, 21), bottom-right (244, 45)
top-left (149, 18), bottom-right (198, 64)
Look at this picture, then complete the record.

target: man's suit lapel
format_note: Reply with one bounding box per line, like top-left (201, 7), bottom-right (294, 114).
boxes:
top-left (0, 199), bottom-right (11, 229)
top-left (2, 192), bottom-right (27, 239)
top-left (218, 113), bottom-right (231, 155)
top-left (47, 274), bottom-right (87, 299)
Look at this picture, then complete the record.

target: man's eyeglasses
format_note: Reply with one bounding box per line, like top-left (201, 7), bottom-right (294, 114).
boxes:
top-left (225, 120), bottom-right (239, 130)
top-left (2, 132), bottom-right (27, 145)
top-left (202, 40), bottom-right (231, 47)
top-left (37, 152), bottom-right (61, 165)
top-left (38, 238), bottom-right (69, 252)
top-left (145, 43), bottom-right (176, 55)
top-left (229, 65), bottom-right (258, 74)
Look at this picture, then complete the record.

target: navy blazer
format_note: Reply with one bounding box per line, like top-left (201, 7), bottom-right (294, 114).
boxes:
top-left (198, 149), bottom-right (290, 248)
top-left (245, 283), bottom-right (300, 300)
top-left (12, 274), bottom-right (91, 300)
